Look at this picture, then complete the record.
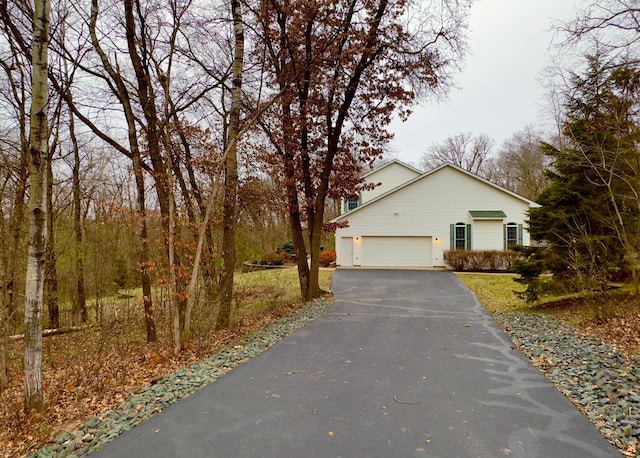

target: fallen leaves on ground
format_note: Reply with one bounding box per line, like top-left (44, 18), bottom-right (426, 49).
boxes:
top-left (578, 313), bottom-right (640, 357)
top-left (0, 301), bottom-right (302, 458)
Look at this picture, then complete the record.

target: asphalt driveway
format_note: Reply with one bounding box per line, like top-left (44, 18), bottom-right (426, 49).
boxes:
top-left (93, 269), bottom-right (619, 457)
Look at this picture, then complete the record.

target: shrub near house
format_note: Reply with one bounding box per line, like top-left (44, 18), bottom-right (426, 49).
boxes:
top-left (444, 249), bottom-right (520, 272)
top-left (319, 250), bottom-right (336, 267)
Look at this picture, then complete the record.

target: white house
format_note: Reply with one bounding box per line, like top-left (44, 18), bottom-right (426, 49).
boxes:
top-left (342, 159), bottom-right (422, 212)
top-left (332, 161), bottom-right (540, 268)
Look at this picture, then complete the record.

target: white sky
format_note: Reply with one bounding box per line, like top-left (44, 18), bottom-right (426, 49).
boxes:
top-left (389, 0), bottom-right (581, 165)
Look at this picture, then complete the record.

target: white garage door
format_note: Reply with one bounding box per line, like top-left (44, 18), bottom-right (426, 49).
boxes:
top-left (361, 236), bottom-right (432, 267)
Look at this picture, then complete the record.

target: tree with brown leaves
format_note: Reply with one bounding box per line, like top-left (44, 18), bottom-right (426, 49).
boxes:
top-left (255, 0), bottom-right (470, 300)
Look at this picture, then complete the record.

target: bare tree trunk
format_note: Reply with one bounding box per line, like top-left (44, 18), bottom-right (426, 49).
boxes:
top-left (0, 296), bottom-right (6, 392)
top-left (0, 265), bottom-right (8, 390)
top-left (24, 0), bottom-right (50, 412)
top-left (44, 155), bottom-right (58, 328)
top-left (133, 152), bottom-right (156, 342)
top-left (70, 111), bottom-right (87, 322)
top-left (89, 0), bottom-right (156, 341)
top-left (216, 0), bottom-right (244, 330)
top-left (167, 156), bottom-right (180, 352)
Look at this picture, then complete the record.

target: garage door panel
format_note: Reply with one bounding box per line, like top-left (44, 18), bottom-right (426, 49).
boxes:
top-left (361, 236), bottom-right (432, 267)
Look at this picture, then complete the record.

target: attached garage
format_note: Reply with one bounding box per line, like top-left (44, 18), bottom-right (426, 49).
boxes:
top-left (332, 163), bottom-right (540, 268)
top-left (361, 236), bottom-right (432, 267)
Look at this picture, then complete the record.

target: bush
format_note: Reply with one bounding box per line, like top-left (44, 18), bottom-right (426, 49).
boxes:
top-left (444, 249), bottom-right (520, 272)
top-left (113, 257), bottom-right (129, 289)
top-left (319, 250), bottom-right (336, 267)
top-left (279, 240), bottom-right (296, 255)
top-left (258, 252), bottom-right (285, 266)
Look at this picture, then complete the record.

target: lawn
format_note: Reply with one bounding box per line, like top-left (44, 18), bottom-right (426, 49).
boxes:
top-left (234, 267), bottom-right (333, 316)
top-left (457, 272), bottom-right (640, 358)
top-left (455, 273), bottom-right (529, 314)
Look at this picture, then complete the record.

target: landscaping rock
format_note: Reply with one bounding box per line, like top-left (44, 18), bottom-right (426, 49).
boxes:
top-left (495, 312), bottom-right (640, 455)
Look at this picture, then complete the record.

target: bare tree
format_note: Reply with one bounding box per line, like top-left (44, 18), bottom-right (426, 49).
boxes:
top-left (217, 0), bottom-right (244, 330)
top-left (493, 126), bottom-right (550, 200)
top-left (420, 132), bottom-right (494, 176)
top-left (24, 0), bottom-right (50, 412)
top-left (256, 0), bottom-right (470, 300)
top-left (563, 1), bottom-right (640, 55)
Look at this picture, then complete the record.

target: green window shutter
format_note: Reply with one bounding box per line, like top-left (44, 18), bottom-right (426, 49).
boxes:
top-left (450, 224), bottom-right (455, 250)
top-left (517, 224), bottom-right (523, 245)
top-left (466, 224), bottom-right (472, 250)
top-left (503, 224), bottom-right (507, 249)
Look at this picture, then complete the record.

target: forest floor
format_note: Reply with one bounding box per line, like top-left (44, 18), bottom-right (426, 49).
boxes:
top-left (0, 268), bottom-right (333, 457)
top-left (1, 272), bottom-right (639, 457)
top-left (0, 302), bottom-right (315, 457)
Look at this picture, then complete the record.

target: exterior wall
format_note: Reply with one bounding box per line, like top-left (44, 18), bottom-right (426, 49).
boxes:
top-left (335, 166), bottom-right (533, 267)
top-left (473, 220), bottom-right (503, 250)
top-left (360, 162), bottom-right (421, 204)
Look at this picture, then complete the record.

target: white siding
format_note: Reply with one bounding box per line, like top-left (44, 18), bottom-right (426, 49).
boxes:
top-left (473, 221), bottom-right (503, 250)
top-left (335, 165), bottom-right (534, 267)
top-left (360, 162), bottom-right (421, 203)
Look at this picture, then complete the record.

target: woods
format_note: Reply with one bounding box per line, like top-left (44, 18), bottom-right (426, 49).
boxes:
top-left (0, 0), bottom-right (470, 416)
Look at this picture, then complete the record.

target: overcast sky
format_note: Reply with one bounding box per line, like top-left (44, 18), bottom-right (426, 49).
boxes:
top-left (389, 0), bottom-right (581, 166)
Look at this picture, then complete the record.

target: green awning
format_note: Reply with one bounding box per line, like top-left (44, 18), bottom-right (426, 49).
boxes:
top-left (469, 210), bottom-right (506, 220)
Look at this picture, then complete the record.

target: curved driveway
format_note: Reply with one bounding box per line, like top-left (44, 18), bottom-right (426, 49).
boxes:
top-left (94, 269), bottom-right (618, 457)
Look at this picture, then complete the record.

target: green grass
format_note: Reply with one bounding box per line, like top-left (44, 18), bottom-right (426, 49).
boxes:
top-left (457, 273), bottom-right (529, 314)
top-left (234, 267), bottom-right (333, 315)
top-left (457, 273), bottom-right (640, 326)
top-left (457, 273), bottom-right (600, 316)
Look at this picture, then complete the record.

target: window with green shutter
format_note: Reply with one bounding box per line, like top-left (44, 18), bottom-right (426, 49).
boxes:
top-left (504, 222), bottom-right (523, 248)
top-left (450, 223), bottom-right (470, 250)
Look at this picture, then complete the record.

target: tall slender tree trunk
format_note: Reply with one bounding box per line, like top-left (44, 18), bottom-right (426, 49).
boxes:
top-left (70, 111), bottom-right (87, 322)
top-left (24, 0), bottom-right (50, 412)
top-left (216, 0), bottom-right (244, 330)
top-left (1, 143), bottom-right (28, 392)
top-left (44, 156), bottom-right (58, 328)
top-left (0, 290), bottom-right (6, 392)
top-left (133, 153), bottom-right (156, 342)
top-left (124, 0), bottom-right (187, 339)
top-left (89, 0), bottom-right (156, 341)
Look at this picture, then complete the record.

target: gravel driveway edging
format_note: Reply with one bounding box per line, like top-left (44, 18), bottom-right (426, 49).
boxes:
top-left (28, 298), bottom-right (333, 458)
top-left (495, 312), bottom-right (640, 455)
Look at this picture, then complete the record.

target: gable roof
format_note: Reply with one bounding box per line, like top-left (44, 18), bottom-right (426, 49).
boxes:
top-left (333, 163), bottom-right (541, 222)
top-left (360, 159), bottom-right (423, 181)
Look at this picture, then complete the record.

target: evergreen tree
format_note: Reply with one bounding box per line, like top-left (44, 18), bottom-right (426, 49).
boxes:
top-left (530, 54), bottom-right (640, 288)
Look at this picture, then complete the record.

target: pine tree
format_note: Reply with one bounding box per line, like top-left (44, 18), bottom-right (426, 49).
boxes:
top-left (530, 53), bottom-right (640, 288)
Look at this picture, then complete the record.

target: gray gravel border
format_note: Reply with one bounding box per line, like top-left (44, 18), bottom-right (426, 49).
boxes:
top-left (495, 312), bottom-right (640, 455)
